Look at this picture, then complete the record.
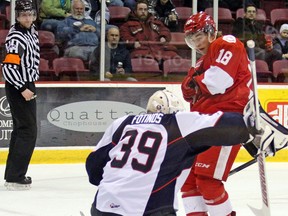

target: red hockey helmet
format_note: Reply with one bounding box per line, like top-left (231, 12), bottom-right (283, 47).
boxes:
top-left (184, 11), bottom-right (216, 35)
top-left (184, 12), bottom-right (217, 49)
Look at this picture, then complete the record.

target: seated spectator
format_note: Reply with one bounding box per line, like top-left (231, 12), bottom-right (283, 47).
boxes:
top-left (274, 24), bottom-right (288, 60)
top-left (84, 0), bottom-right (115, 33)
top-left (120, 0), bottom-right (180, 68)
top-left (39, 0), bottom-right (71, 36)
top-left (232, 3), bottom-right (281, 70)
top-left (149, 0), bottom-right (178, 32)
top-left (122, 0), bottom-right (136, 11)
top-left (92, 0), bottom-right (110, 25)
top-left (90, 26), bottom-right (137, 81)
top-left (57, 0), bottom-right (100, 61)
top-left (89, 0), bottom-right (136, 12)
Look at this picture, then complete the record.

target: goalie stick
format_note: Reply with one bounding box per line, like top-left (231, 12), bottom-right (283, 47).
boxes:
top-left (246, 40), bottom-right (271, 216)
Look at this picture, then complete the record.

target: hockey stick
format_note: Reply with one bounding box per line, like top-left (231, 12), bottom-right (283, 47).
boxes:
top-left (229, 157), bottom-right (257, 176)
top-left (246, 40), bottom-right (271, 216)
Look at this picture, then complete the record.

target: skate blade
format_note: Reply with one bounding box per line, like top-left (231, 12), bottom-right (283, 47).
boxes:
top-left (4, 182), bottom-right (31, 191)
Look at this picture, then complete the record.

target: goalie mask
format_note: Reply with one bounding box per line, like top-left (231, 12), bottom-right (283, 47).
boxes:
top-left (184, 12), bottom-right (217, 49)
top-left (146, 90), bottom-right (185, 114)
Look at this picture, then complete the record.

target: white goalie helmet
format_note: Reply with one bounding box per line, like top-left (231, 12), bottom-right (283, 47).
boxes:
top-left (146, 90), bottom-right (185, 114)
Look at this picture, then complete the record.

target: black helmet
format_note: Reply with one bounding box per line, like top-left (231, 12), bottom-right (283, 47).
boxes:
top-left (15, 0), bottom-right (34, 12)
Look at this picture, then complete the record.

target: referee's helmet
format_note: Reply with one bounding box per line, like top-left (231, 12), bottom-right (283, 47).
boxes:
top-left (15, 0), bottom-right (34, 12)
top-left (15, 0), bottom-right (36, 20)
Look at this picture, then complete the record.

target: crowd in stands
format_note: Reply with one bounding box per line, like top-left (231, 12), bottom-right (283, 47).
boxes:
top-left (1, 0), bottom-right (288, 82)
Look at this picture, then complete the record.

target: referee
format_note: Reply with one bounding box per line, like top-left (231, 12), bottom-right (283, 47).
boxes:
top-left (1, 0), bottom-right (40, 190)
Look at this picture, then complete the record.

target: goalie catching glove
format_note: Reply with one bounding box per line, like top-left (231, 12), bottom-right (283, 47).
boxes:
top-left (243, 96), bottom-right (288, 157)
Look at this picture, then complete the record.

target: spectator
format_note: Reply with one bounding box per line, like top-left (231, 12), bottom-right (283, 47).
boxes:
top-left (122, 0), bottom-right (136, 11)
top-left (39, 0), bottom-right (71, 35)
top-left (232, 3), bottom-right (281, 70)
top-left (274, 24), bottom-right (288, 60)
top-left (86, 89), bottom-right (254, 216)
top-left (149, 0), bottom-right (178, 32)
top-left (181, 12), bottom-right (251, 216)
top-left (91, 0), bottom-right (111, 26)
top-left (120, 0), bottom-right (180, 69)
top-left (83, 0), bottom-right (115, 33)
top-left (89, 26), bottom-right (137, 81)
top-left (89, 0), bottom-right (136, 13)
top-left (57, 0), bottom-right (99, 61)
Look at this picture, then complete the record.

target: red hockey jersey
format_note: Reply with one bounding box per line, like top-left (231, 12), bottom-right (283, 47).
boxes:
top-left (189, 35), bottom-right (252, 113)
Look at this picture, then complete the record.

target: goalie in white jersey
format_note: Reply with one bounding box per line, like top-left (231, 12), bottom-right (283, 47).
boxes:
top-left (86, 90), bottom-right (253, 216)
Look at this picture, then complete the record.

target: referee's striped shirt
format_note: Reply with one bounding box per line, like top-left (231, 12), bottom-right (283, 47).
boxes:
top-left (1, 23), bottom-right (40, 91)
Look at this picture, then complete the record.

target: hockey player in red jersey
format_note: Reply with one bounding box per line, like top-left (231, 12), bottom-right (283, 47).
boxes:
top-left (180, 12), bottom-right (252, 216)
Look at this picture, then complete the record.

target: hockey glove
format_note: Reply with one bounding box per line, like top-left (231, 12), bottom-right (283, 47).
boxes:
top-left (181, 75), bottom-right (199, 103)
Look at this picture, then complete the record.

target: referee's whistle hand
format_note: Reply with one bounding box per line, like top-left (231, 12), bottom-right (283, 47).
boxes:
top-left (21, 89), bottom-right (35, 101)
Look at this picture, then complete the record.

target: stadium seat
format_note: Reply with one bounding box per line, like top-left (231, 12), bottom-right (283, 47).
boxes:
top-left (170, 32), bottom-right (186, 49)
top-left (270, 8), bottom-right (288, 29)
top-left (5, 5), bottom-right (10, 23)
top-left (163, 58), bottom-right (191, 78)
top-left (205, 7), bottom-right (235, 35)
top-left (236, 8), bottom-right (267, 23)
top-left (38, 30), bottom-right (59, 66)
top-left (255, 59), bottom-right (273, 82)
top-left (169, 32), bottom-right (191, 59)
top-left (0, 14), bottom-right (7, 29)
top-left (38, 58), bottom-right (57, 81)
top-left (131, 58), bottom-right (162, 80)
top-left (39, 30), bottom-right (56, 48)
top-left (108, 6), bottom-right (130, 27)
top-left (260, 0), bottom-right (286, 20)
top-left (272, 59), bottom-right (288, 82)
top-left (0, 29), bottom-right (9, 63)
top-left (175, 7), bottom-right (192, 32)
top-left (52, 57), bottom-right (90, 81)
top-left (0, 29), bottom-right (8, 44)
top-left (173, 0), bottom-right (184, 7)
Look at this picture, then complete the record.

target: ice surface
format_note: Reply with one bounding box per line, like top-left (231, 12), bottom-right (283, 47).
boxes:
top-left (0, 163), bottom-right (287, 216)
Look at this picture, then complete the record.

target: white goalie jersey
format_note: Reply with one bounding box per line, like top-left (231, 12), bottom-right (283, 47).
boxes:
top-left (86, 111), bottom-right (250, 216)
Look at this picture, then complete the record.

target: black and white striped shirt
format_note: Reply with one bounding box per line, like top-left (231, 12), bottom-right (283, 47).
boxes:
top-left (2, 23), bottom-right (40, 91)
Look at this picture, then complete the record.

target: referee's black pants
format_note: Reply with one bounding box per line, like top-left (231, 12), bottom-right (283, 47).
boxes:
top-left (4, 82), bottom-right (37, 182)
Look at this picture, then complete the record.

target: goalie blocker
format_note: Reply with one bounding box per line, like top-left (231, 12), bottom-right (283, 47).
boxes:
top-left (243, 97), bottom-right (288, 157)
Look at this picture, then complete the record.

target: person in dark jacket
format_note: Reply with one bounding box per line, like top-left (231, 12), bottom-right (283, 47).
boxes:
top-left (89, 26), bottom-right (137, 81)
top-left (120, 0), bottom-right (180, 68)
top-left (232, 3), bottom-right (281, 71)
top-left (149, 0), bottom-right (178, 32)
top-left (274, 23), bottom-right (288, 60)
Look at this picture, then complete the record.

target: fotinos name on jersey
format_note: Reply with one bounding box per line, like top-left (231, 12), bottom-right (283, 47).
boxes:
top-left (131, 113), bottom-right (164, 124)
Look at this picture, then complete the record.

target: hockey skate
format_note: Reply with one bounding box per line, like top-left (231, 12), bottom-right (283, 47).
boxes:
top-left (243, 96), bottom-right (288, 157)
top-left (4, 176), bottom-right (32, 191)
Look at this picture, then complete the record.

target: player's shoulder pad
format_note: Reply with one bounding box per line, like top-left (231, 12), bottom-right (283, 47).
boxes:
top-left (213, 35), bottom-right (244, 50)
